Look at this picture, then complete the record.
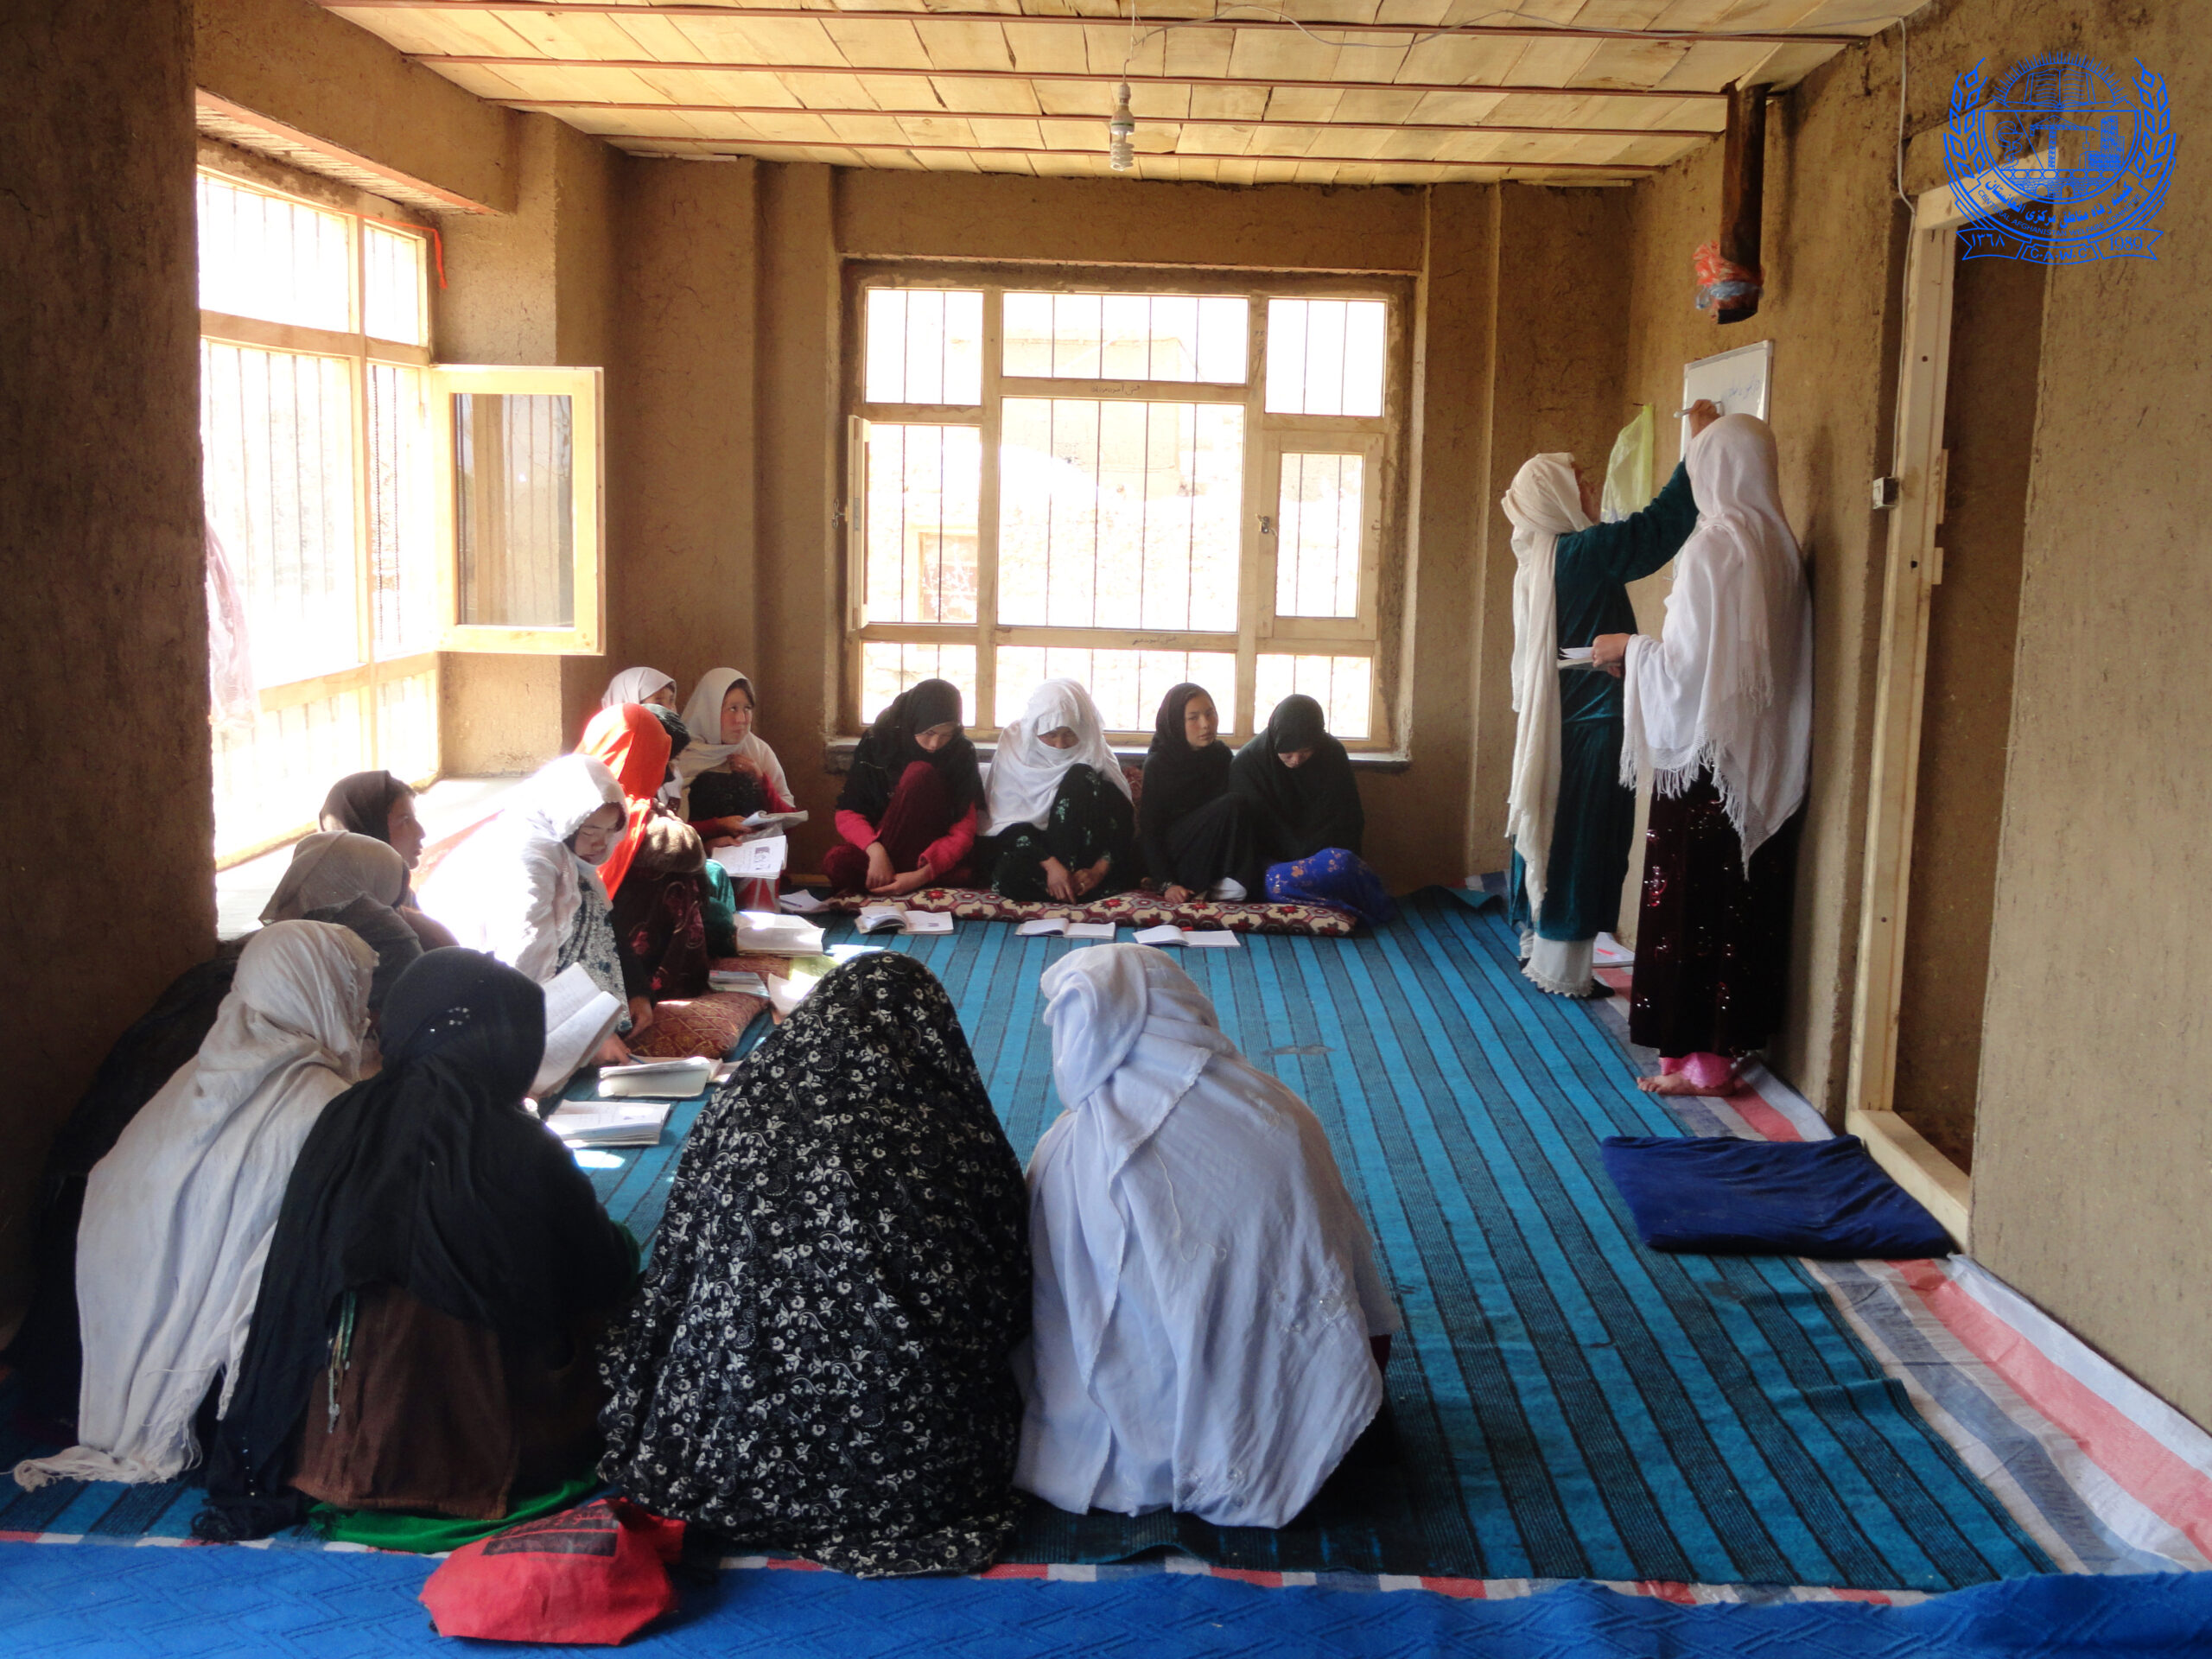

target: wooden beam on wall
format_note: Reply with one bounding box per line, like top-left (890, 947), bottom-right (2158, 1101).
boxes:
top-left (631, 134), bottom-right (1661, 170)
top-left (322, 0), bottom-right (1867, 48)
top-left (511, 99), bottom-right (1719, 140)
top-left (416, 54), bottom-right (1734, 99)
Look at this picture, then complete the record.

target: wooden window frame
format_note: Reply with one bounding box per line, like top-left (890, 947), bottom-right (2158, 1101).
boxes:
top-left (199, 163), bottom-right (445, 864)
top-left (838, 262), bottom-right (1412, 746)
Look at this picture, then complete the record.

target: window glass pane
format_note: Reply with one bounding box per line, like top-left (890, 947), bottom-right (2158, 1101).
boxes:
top-left (995, 647), bottom-right (1236, 733)
top-left (864, 425), bottom-right (981, 625)
top-left (200, 340), bottom-right (360, 687)
top-left (1002, 292), bottom-right (1249, 384)
top-left (368, 365), bottom-right (436, 656)
top-left (213, 689), bottom-right (367, 855)
top-left (864, 289), bottom-right (983, 404)
top-left (375, 667), bottom-right (441, 787)
top-left (454, 392), bottom-right (575, 628)
top-left (1255, 653), bottom-right (1373, 741)
top-left (998, 399), bottom-right (1242, 632)
top-left (1274, 451), bottom-right (1366, 618)
top-left (1265, 299), bottom-right (1387, 416)
top-left (198, 174), bottom-right (352, 333)
top-left (861, 643), bottom-right (978, 728)
top-left (363, 224), bottom-right (427, 345)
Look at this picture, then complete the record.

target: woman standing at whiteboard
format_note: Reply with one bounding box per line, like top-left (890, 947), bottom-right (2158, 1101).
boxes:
top-left (1503, 399), bottom-right (1718, 998)
top-left (1592, 412), bottom-right (1811, 1094)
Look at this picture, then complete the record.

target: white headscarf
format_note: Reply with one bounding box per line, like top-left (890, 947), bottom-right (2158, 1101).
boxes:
top-left (676, 667), bottom-right (791, 808)
top-left (1620, 415), bottom-right (1812, 862)
top-left (15, 922), bottom-right (373, 1490)
top-left (1015, 945), bottom-right (1399, 1529)
top-left (1501, 454), bottom-right (1592, 920)
top-left (983, 678), bottom-right (1130, 833)
top-left (258, 830), bottom-right (408, 924)
top-left (417, 754), bottom-right (622, 982)
top-left (601, 666), bottom-right (674, 710)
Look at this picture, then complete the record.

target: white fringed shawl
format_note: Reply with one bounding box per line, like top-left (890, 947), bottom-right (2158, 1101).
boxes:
top-left (1502, 454), bottom-right (1592, 916)
top-left (1620, 415), bottom-right (1812, 863)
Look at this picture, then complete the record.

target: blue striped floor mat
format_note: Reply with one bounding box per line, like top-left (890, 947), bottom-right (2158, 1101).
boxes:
top-left (2, 889), bottom-right (2051, 1593)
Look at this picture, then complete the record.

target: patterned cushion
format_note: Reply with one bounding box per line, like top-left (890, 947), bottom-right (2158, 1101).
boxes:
top-left (627, 991), bottom-right (766, 1059)
top-left (808, 887), bottom-right (1359, 937)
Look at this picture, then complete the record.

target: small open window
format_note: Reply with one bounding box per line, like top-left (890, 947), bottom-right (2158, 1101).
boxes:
top-left (432, 365), bottom-right (605, 655)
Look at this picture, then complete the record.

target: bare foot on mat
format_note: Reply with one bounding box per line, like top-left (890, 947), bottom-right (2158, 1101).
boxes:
top-left (1637, 1069), bottom-right (1740, 1097)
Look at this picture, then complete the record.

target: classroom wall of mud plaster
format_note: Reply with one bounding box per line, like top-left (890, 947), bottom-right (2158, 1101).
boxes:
top-left (3, 0), bottom-right (212, 1320)
top-left (1616, 0), bottom-right (2212, 1427)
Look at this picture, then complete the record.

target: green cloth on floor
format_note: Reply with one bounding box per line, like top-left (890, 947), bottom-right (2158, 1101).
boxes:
top-left (310, 1471), bottom-right (603, 1554)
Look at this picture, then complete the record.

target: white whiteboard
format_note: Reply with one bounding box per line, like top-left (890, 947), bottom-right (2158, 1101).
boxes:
top-left (1681, 340), bottom-right (1772, 456)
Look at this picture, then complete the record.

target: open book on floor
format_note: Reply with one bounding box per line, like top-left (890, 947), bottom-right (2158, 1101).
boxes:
top-left (545, 1098), bottom-right (676, 1149)
top-left (1016, 918), bottom-right (1116, 939)
top-left (597, 1057), bottom-right (716, 1098)
top-left (1132, 925), bottom-right (1241, 948)
top-left (534, 964), bottom-right (624, 1102)
top-left (855, 904), bottom-right (952, 936)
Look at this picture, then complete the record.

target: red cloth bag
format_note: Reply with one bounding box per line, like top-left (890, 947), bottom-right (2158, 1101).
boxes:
top-left (419, 1497), bottom-right (685, 1645)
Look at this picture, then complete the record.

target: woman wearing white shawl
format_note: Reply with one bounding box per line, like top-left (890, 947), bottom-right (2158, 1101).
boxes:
top-left (1595, 413), bottom-right (1812, 1095)
top-left (601, 666), bottom-right (677, 711)
top-left (1016, 944), bottom-right (1399, 1529)
top-left (417, 755), bottom-right (625, 988)
top-left (1502, 411), bottom-right (1711, 997)
top-left (15, 922), bottom-right (373, 1489)
top-left (258, 831), bottom-right (407, 923)
top-left (677, 667), bottom-right (794, 828)
top-left (985, 679), bottom-right (1136, 903)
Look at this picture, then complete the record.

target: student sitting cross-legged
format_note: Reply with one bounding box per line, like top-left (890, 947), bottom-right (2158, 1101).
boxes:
top-left (194, 948), bottom-right (639, 1542)
top-left (1137, 682), bottom-right (1261, 906)
top-left (1016, 944), bottom-right (1400, 1529)
top-left (985, 678), bottom-right (1136, 904)
top-left (597, 953), bottom-right (1031, 1577)
top-left (1230, 694), bottom-right (1393, 925)
top-left (824, 677), bottom-right (984, 896)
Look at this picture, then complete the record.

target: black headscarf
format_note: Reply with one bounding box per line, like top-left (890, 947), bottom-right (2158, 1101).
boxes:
top-left (597, 952), bottom-right (1029, 1577)
top-left (838, 677), bottom-right (984, 823)
top-left (300, 896), bottom-right (423, 1014)
top-left (1138, 683), bottom-right (1232, 878)
top-left (196, 948), bottom-right (636, 1540)
top-left (1230, 694), bottom-right (1364, 861)
top-left (318, 771), bottom-right (410, 842)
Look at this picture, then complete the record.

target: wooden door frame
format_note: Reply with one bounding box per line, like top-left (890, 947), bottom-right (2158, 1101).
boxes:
top-left (1841, 153), bottom-right (2053, 1249)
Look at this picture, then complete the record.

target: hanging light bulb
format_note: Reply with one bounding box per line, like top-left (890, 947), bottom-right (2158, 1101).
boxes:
top-left (1107, 81), bottom-right (1136, 173)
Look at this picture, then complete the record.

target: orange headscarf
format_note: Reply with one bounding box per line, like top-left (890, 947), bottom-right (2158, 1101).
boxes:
top-left (576, 703), bottom-right (672, 899)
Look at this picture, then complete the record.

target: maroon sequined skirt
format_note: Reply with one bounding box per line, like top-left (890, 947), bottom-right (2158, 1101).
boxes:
top-left (1627, 772), bottom-right (1800, 1058)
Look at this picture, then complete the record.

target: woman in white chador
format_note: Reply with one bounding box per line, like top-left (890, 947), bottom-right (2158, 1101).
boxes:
top-left (1595, 412), bottom-right (1813, 1096)
top-left (15, 922), bottom-right (374, 1489)
top-left (1015, 944), bottom-right (1399, 1529)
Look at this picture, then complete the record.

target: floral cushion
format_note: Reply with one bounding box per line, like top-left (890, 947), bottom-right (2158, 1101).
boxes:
top-left (807, 887), bottom-right (1359, 937)
top-left (627, 990), bottom-right (767, 1059)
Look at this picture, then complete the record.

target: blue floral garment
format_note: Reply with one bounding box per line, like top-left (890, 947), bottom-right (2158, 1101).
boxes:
top-left (1265, 848), bottom-right (1395, 925)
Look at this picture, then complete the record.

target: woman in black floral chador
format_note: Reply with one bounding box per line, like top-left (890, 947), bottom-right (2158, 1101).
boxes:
top-left (596, 952), bottom-right (1030, 1577)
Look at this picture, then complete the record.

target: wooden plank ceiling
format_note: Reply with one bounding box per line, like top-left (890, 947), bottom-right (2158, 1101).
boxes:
top-left (323, 0), bottom-right (1906, 187)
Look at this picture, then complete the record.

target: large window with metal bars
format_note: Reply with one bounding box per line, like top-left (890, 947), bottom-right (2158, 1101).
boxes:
top-left (200, 170), bottom-right (442, 862)
top-left (842, 267), bottom-right (1406, 745)
top-left (200, 168), bottom-right (607, 864)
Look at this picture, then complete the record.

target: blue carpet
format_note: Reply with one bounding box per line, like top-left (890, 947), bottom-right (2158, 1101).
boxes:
top-left (3, 891), bottom-right (2052, 1590)
top-left (4, 1541), bottom-right (2209, 1659)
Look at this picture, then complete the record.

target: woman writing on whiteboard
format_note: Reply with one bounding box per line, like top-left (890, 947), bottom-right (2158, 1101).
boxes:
top-left (1502, 398), bottom-right (1719, 997)
top-left (1591, 412), bottom-right (1811, 1094)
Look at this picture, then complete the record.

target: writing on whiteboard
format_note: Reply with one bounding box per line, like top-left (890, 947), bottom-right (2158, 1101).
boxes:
top-left (1680, 340), bottom-right (1773, 458)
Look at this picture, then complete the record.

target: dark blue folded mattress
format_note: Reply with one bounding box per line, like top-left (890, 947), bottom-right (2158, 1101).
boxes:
top-left (1599, 1133), bottom-right (1955, 1258)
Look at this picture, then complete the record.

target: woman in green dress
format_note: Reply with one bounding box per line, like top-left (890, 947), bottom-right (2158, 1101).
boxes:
top-left (1503, 400), bottom-right (1717, 995)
